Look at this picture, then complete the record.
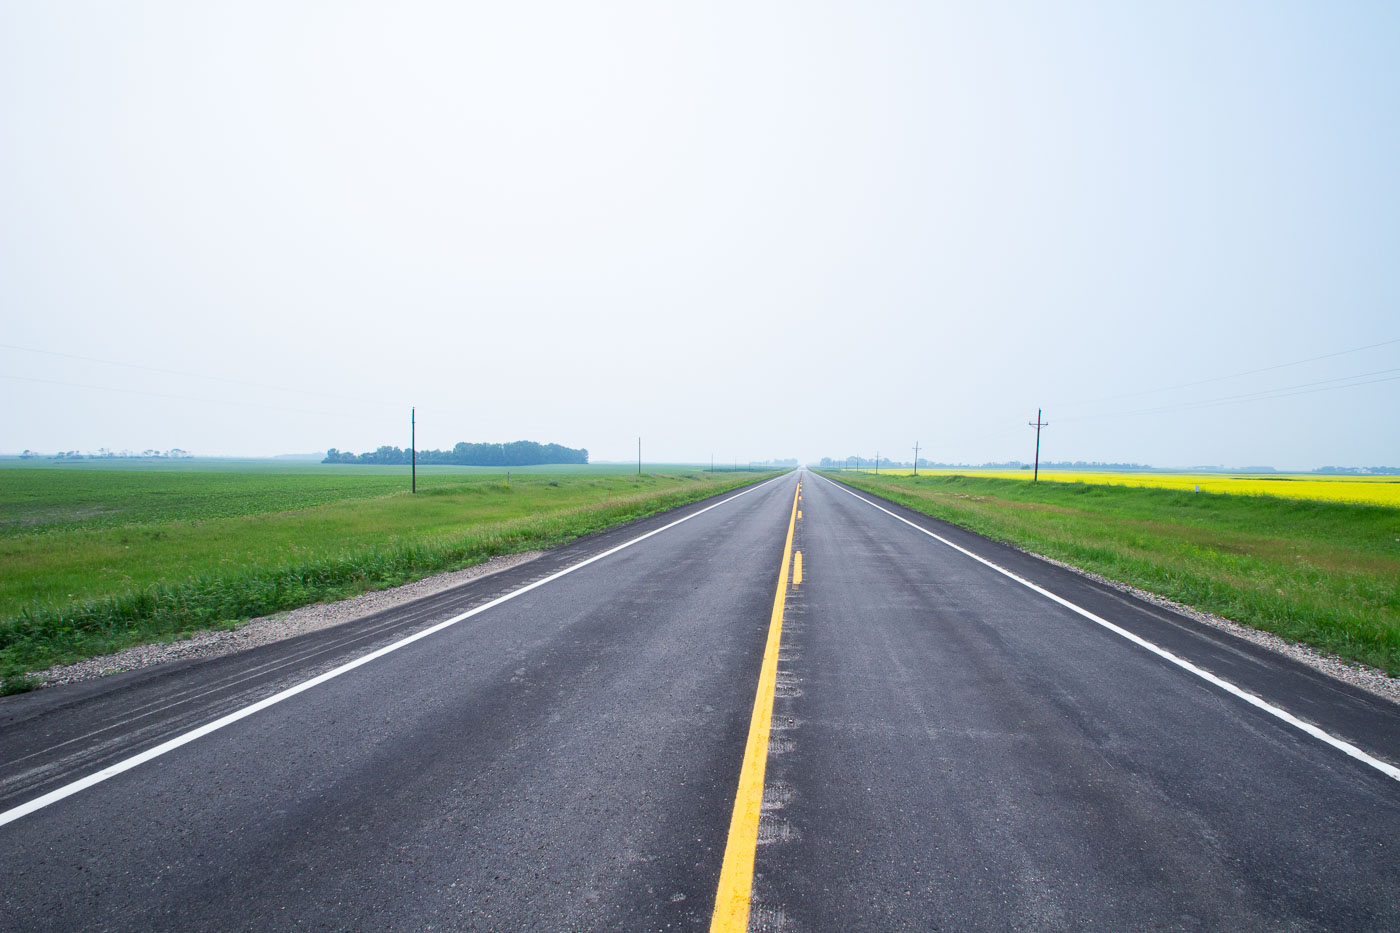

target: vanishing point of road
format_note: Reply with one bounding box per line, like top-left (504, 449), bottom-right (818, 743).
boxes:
top-left (2, 469), bottom-right (1397, 931)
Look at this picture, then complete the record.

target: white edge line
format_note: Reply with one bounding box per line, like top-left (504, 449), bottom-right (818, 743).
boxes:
top-left (0, 474), bottom-right (790, 829)
top-left (816, 473), bottom-right (1400, 783)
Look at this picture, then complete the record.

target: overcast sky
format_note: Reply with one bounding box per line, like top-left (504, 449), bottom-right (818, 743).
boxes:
top-left (3, 2), bottom-right (1397, 468)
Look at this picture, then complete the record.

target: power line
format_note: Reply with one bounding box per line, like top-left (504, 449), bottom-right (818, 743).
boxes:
top-left (1057, 336), bottom-right (1400, 410)
top-left (1057, 368), bottom-right (1400, 423)
top-left (0, 342), bottom-right (403, 409)
top-left (1132, 373), bottom-right (1400, 415)
top-left (0, 373), bottom-right (360, 418)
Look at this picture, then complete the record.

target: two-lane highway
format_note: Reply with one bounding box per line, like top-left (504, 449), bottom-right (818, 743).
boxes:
top-left (2, 467), bottom-right (1397, 931)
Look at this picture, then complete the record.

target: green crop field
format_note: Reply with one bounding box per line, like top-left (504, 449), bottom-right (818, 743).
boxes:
top-left (0, 461), bottom-right (779, 691)
top-left (0, 459), bottom-right (734, 533)
top-left (821, 471), bottom-right (1400, 676)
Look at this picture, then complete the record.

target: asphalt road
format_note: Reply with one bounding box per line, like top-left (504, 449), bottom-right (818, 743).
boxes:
top-left (2, 468), bottom-right (1397, 931)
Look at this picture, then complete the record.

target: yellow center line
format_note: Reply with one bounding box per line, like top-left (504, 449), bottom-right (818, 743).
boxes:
top-left (793, 551), bottom-right (803, 586)
top-left (709, 479), bottom-right (801, 933)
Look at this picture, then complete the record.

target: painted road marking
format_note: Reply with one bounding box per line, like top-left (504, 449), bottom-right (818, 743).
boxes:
top-left (0, 475), bottom-right (790, 830)
top-left (710, 481), bottom-right (801, 932)
top-left (793, 551), bottom-right (803, 586)
top-left (817, 474), bottom-right (1400, 784)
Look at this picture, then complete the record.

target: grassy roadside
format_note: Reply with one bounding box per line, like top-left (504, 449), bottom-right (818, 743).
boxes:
top-left (1, 469), bottom-right (780, 692)
top-left (818, 471), bottom-right (1400, 676)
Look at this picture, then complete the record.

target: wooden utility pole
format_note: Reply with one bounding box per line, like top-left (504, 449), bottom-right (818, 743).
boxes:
top-left (411, 407), bottom-right (416, 494)
top-left (1029, 409), bottom-right (1048, 482)
top-left (913, 441), bottom-right (920, 476)
top-left (638, 437), bottom-right (642, 475)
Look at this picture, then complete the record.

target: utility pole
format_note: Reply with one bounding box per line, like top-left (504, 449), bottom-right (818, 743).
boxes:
top-left (638, 437), bottom-right (642, 475)
top-left (411, 407), bottom-right (416, 494)
top-left (875, 452), bottom-right (879, 475)
top-left (1029, 408), bottom-right (1048, 482)
top-left (710, 454), bottom-right (714, 474)
top-left (913, 441), bottom-right (920, 477)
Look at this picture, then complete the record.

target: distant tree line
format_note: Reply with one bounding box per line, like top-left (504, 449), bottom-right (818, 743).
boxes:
top-left (324, 440), bottom-right (588, 466)
top-left (1316, 465), bottom-right (1400, 475)
top-left (817, 458), bottom-right (1400, 474)
top-left (817, 457), bottom-right (1152, 470)
top-left (19, 448), bottom-right (191, 460)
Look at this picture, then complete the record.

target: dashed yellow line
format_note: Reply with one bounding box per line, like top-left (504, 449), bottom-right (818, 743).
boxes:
top-left (709, 480), bottom-right (801, 933)
top-left (793, 551), bottom-right (803, 586)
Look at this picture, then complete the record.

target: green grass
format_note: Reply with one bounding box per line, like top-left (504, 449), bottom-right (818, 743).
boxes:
top-left (820, 471), bottom-right (1400, 675)
top-left (0, 464), bottom-right (780, 689)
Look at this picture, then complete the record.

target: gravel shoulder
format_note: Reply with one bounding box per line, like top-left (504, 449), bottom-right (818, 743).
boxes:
top-left (35, 552), bottom-right (542, 688)
top-left (1031, 549), bottom-right (1400, 706)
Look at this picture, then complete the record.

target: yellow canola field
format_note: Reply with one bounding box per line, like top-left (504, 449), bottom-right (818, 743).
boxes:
top-left (858, 469), bottom-right (1400, 508)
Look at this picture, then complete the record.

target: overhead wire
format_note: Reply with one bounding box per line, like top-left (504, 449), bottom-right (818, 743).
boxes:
top-left (1056, 336), bottom-right (1400, 410)
top-left (0, 348), bottom-right (495, 450)
top-left (1, 374), bottom-right (359, 419)
top-left (1056, 368), bottom-right (1400, 423)
top-left (0, 342), bottom-right (404, 410)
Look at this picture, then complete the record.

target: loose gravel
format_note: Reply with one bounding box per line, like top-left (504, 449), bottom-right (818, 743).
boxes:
top-left (1030, 550), bottom-right (1400, 706)
top-left (35, 552), bottom-right (542, 688)
top-left (27, 543), bottom-right (1400, 708)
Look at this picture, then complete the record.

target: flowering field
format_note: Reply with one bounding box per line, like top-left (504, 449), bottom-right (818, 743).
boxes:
top-left (856, 469), bottom-right (1400, 508)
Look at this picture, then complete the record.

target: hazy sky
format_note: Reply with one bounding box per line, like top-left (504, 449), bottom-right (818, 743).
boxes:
top-left (3, 2), bottom-right (1397, 468)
